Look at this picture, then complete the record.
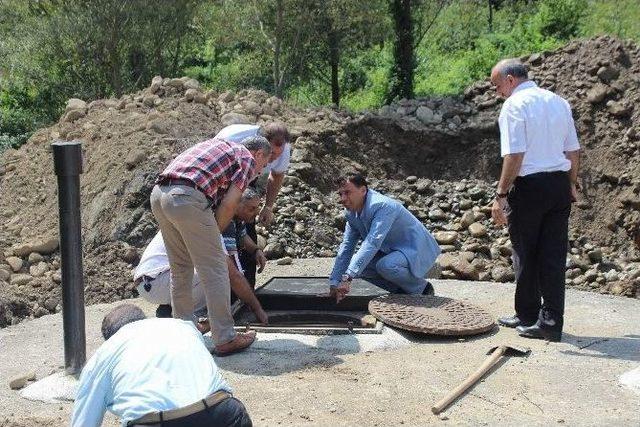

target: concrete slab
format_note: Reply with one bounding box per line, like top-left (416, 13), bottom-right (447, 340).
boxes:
top-left (20, 371), bottom-right (78, 403)
top-left (0, 258), bottom-right (638, 426)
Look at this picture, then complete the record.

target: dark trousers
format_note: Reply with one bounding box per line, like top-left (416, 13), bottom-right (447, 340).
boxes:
top-left (132, 397), bottom-right (252, 427)
top-left (507, 171), bottom-right (571, 332)
top-left (239, 222), bottom-right (258, 288)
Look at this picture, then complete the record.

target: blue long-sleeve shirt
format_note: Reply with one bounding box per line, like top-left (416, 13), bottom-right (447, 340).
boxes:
top-left (329, 189), bottom-right (441, 285)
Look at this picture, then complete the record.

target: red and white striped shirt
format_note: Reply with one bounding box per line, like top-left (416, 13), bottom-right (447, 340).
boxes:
top-left (158, 138), bottom-right (256, 208)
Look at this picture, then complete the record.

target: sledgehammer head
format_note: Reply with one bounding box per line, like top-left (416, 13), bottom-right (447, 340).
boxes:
top-left (487, 345), bottom-right (531, 356)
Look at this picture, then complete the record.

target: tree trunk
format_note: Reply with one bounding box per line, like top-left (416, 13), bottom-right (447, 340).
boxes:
top-left (488, 0), bottom-right (494, 33)
top-left (273, 0), bottom-right (284, 98)
top-left (388, 0), bottom-right (414, 101)
top-left (328, 30), bottom-right (340, 106)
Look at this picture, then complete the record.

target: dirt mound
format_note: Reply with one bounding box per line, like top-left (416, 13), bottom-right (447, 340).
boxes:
top-left (0, 36), bottom-right (638, 326)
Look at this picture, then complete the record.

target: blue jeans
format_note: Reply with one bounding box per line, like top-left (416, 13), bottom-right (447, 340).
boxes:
top-left (360, 251), bottom-right (427, 294)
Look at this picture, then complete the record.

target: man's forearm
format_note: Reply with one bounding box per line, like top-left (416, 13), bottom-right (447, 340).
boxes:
top-left (215, 186), bottom-right (242, 230)
top-left (497, 153), bottom-right (525, 194)
top-left (243, 234), bottom-right (259, 254)
top-left (565, 150), bottom-right (580, 184)
top-left (265, 172), bottom-right (284, 208)
top-left (227, 258), bottom-right (262, 312)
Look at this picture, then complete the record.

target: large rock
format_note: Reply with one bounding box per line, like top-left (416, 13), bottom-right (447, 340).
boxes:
top-left (8, 372), bottom-right (36, 390)
top-left (468, 222), bottom-right (488, 237)
top-left (434, 231), bottom-right (458, 245)
top-left (491, 266), bottom-right (514, 282)
top-left (10, 274), bottom-right (33, 286)
top-left (586, 84), bottom-right (610, 104)
top-left (607, 101), bottom-right (632, 117)
top-left (65, 98), bottom-right (87, 112)
top-left (263, 242), bottom-right (285, 259)
top-left (596, 65), bottom-right (620, 83)
top-left (12, 238), bottom-right (59, 257)
top-left (220, 112), bottom-right (253, 126)
top-left (416, 106), bottom-right (442, 125)
top-left (460, 211), bottom-right (475, 229)
top-left (5, 256), bottom-right (23, 272)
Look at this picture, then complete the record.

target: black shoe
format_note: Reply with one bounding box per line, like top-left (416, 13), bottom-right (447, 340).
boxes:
top-left (497, 315), bottom-right (535, 328)
top-left (156, 304), bottom-right (172, 318)
top-left (516, 324), bottom-right (562, 342)
top-left (422, 281), bottom-right (435, 296)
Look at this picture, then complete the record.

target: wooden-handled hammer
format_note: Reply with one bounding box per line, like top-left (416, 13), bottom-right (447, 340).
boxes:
top-left (431, 344), bottom-right (531, 415)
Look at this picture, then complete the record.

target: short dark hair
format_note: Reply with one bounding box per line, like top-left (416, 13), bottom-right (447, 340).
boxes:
top-left (260, 122), bottom-right (290, 147)
top-left (101, 304), bottom-right (146, 340)
top-left (335, 172), bottom-right (368, 189)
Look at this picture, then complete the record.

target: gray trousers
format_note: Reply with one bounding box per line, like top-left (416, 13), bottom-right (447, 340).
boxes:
top-left (150, 184), bottom-right (236, 345)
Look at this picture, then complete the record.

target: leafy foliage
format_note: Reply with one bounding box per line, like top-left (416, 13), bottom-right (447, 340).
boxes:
top-left (1, 0), bottom-right (639, 153)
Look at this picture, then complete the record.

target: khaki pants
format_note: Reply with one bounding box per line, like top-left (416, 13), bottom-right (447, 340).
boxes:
top-left (150, 184), bottom-right (236, 345)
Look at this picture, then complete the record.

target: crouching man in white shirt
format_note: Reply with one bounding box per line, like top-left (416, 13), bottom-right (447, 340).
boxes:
top-left (71, 304), bottom-right (252, 427)
top-left (134, 188), bottom-right (268, 333)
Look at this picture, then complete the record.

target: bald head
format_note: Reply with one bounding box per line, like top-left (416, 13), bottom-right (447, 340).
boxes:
top-left (490, 58), bottom-right (529, 98)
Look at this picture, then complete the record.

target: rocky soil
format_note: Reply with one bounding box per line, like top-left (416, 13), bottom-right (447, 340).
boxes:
top-left (0, 35), bottom-right (638, 327)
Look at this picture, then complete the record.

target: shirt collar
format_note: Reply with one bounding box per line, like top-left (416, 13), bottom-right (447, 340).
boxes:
top-left (512, 80), bottom-right (537, 95)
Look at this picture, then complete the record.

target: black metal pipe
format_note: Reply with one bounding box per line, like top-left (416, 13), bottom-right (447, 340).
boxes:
top-left (52, 140), bottom-right (86, 375)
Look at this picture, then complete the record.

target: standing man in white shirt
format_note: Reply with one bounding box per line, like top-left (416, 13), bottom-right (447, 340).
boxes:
top-left (72, 304), bottom-right (252, 427)
top-left (490, 58), bottom-right (580, 342)
top-left (215, 122), bottom-right (291, 287)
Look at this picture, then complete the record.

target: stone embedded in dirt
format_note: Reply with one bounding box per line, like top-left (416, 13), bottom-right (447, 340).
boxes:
top-left (434, 231), bottom-right (458, 245)
top-left (468, 222), bottom-right (488, 237)
top-left (65, 98), bottom-right (87, 113)
top-left (597, 65), bottom-right (620, 83)
top-left (264, 242), bottom-right (285, 259)
top-left (491, 266), bottom-right (514, 282)
top-left (607, 101), bottom-right (632, 117)
top-left (586, 84), bottom-right (610, 104)
top-left (428, 209), bottom-right (447, 221)
top-left (0, 269), bottom-right (10, 281)
top-left (276, 256), bottom-right (293, 265)
top-left (10, 274), bottom-right (33, 286)
top-left (221, 112), bottom-right (253, 127)
top-left (450, 256), bottom-right (479, 280)
top-left (5, 256), bottom-right (23, 272)
top-left (29, 262), bottom-right (48, 277)
top-left (27, 252), bottom-right (43, 263)
top-left (12, 238), bottom-right (59, 257)
top-left (8, 372), bottom-right (36, 390)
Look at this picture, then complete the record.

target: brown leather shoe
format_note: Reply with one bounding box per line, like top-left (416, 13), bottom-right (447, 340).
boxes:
top-left (214, 331), bottom-right (257, 356)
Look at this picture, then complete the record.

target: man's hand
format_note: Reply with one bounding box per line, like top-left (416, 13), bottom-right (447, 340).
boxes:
top-left (570, 182), bottom-right (579, 203)
top-left (253, 307), bottom-right (269, 325)
top-left (255, 248), bottom-right (267, 273)
top-left (258, 206), bottom-right (274, 226)
top-left (319, 282), bottom-right (350, 303)
top-left (491, 197), bottom-right (508, 226)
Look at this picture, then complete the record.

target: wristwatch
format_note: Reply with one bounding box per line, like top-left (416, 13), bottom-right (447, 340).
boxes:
top-left (341, 274), bottom-right (352, 283)
top-left (496, 191), bottom-right (508, 199)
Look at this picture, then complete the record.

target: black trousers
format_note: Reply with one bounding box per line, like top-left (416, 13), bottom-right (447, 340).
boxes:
top-left (507, 171), bottom-right (571, 332)
top-left (239, 222), bottom-right (258, 288)
top-left (132, 397), bottom-right (252, 427)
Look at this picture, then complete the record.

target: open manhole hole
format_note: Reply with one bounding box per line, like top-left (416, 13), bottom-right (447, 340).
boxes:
top-left (232, 276), bottom-right (387, 334)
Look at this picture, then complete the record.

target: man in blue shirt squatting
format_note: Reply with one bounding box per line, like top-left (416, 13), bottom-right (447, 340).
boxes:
top-left (328, 172), bottom-right (441, 302)
top-left (72, 304), bottom-right (252, 427)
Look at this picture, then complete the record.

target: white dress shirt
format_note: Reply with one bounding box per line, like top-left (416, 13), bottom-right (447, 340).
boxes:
top-left (71, 318), bottom-right (231, 427)
top-left (499, 81), bottom-right (580, 176)
top-left (215, 124), bottom-right (290, 174)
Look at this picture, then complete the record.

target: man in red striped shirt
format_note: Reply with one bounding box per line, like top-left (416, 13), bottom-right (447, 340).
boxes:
top-left (150, 135), bottom-right (271, 356)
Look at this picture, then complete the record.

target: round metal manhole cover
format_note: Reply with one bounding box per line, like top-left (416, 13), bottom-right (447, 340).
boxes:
top-left (368, 295), bottom-right (495, 336)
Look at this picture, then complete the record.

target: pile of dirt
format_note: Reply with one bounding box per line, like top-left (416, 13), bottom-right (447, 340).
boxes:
top-left (0, 35), bottom-right (638, 326)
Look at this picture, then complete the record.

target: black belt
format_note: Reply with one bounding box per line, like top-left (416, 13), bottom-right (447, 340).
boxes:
top-left (157, 177), bottom-right (199, 190)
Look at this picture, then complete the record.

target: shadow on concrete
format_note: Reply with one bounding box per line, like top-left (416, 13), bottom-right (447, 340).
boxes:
top-left (215, 334), bottom-right (361, 376)
top-left (394, 325), bottom-right (500, 344)
top-left (560, 333), bottom-right (640, 362)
